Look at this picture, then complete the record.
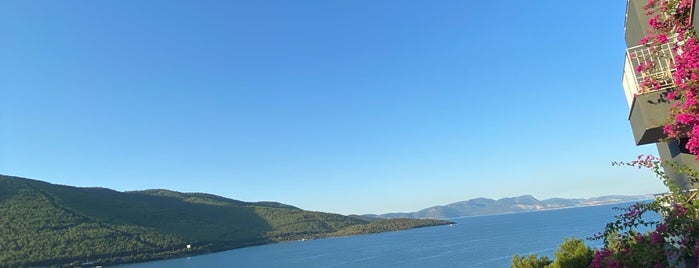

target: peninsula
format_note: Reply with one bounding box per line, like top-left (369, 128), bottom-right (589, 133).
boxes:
top-left (0, 175), bottom-right (451, 267)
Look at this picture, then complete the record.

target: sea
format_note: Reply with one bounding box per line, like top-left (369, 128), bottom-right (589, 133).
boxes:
top-left (119, 202), bottom-right (658, 268)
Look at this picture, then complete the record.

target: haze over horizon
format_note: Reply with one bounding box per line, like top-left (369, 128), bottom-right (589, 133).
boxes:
top-left (1, 1), bottom-right (664, 215)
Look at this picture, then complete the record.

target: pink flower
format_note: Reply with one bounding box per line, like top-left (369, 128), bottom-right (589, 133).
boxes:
top-left (649, 15), bottom-right (661, 28)
top-left (591, 248), bottom-right (615, 268)
top-left (667, 91), bottom-right (678, 99)
top-left (651, 231), bottom-right (663, 244)
top-left (656, 223), bottom-right (667, 233)
top-left (676, 113), bottom-right (695, 124)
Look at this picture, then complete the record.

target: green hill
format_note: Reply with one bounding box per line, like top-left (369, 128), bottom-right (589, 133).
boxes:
top-left (0, 175), bottom-right (451, 267)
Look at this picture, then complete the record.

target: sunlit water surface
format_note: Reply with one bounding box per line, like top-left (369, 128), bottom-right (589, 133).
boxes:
top-left (120, 202), bottom-right (657, 268)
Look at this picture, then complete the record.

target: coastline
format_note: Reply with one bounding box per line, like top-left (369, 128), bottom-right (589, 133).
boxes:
top-left (443, 198), bottom-right (654, 220)
top-left (112, 219), bottom-right (453, 267)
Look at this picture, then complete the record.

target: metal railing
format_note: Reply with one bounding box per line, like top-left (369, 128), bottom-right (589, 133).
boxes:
top-left (622, 39), bottom-right (678, 107)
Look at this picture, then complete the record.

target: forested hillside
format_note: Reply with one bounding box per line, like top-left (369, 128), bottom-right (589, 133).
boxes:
top-left (0, 175), bottom-right (451, 267)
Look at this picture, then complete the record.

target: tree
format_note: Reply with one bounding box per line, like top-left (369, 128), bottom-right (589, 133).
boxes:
top-left (511, 254), bottom-right (552, 268)
top-left (548, 237), bottom-right (593, 268)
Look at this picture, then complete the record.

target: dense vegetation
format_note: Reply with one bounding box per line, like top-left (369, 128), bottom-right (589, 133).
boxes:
top-left (0, 175), bottom-right (450, 267)
top-left (332, 218), bottom-right (453, 237)
top-left (511, 237), bottom-right (593, 268)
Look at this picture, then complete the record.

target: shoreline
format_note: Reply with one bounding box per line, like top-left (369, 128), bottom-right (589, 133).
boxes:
top-left (111, 220), bottom-right (453, 267)
top-left (443, 198), bottom-right (654, 220)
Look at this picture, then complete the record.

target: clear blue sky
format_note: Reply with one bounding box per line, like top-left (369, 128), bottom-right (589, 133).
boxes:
top-left (1, 1), bottom-right (664, 215)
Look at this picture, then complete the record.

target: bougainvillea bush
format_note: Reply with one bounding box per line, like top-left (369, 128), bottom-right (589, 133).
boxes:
top-left (593, 155), bottom-right (699, 267)
top-left (639, 0), bottom-right (699, 158)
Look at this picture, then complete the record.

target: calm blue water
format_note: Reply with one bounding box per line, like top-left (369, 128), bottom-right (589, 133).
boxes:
top-left (120, 202), bottom-right (658, 268)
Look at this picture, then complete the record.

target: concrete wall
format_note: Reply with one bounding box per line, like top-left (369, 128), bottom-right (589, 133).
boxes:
top-left (694, 0), bottom-right (699, 33)
top-left (628, 89), bottom-right (672, 145)
top-left (656, 140), bottom-right (699, 191)
top-left (625, 0), bottom-right (651, 47)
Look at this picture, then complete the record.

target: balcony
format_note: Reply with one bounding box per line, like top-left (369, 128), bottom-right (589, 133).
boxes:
top-left (622, 41), bottom-right (677, 106)
top-left (628, 89), bottom-right (674, 145)
top-left (623, 41), bottom-right (677, 145)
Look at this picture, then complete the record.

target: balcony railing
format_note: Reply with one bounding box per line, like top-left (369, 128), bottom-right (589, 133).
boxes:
top-left (622, 40), bottom-right (677, 108)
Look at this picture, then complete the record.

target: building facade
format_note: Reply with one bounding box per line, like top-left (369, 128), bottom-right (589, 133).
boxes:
top-left (623, 0), bottom-right (699, 191)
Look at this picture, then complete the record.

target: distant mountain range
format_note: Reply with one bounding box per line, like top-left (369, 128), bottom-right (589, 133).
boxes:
top-left (360, 194), bottom-right (654, 220)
